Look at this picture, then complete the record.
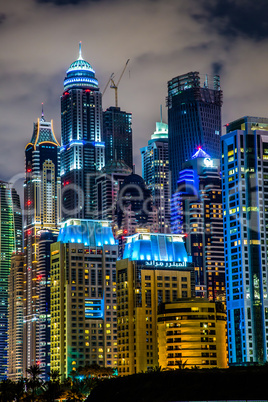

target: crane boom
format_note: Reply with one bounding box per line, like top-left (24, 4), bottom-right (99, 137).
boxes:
top-left (102, 73), bottom-right (114, 96)
top-left (110, 59), bottom-right (130, 107)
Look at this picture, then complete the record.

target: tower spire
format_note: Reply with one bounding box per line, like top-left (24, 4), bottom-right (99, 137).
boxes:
top-left (78, 41), bottom-right (83, 60)
top-left (40, 103), bottom-right (45, 122)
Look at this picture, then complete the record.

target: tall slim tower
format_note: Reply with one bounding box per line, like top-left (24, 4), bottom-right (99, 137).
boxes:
top-left (167, 71), bottom-right (223, 195)
top-left (24, 111), bottom-right (60, 374)
top-left (103, 107), bottom-right (133, 170)
top-left (171, 148), bottom-right (225, 301)
top-left (0, 181), bottom-right (22, 379)
top-left (61, 43), bottom-right (105, 220)
top-left (140, 118), bottom-right (170, 233)
top-left (221, 116), bottom-right (268, 364)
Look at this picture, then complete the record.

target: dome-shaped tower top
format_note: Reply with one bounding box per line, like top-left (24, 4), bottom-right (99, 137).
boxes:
top-left (63, 42), bottom-right (99, 91)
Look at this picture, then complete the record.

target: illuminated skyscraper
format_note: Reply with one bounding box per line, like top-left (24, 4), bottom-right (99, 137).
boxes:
top-left (0, 182), bottom-right (22, 379)
top-left (24, 111), bottom-right (60, 374)
top-left (167, 71), bottom-right (223, 195)
top-left (171, 148), bottom-right (225, 301)
top-left (61, 43), bottom-right (105, 220)
top-left (141, 119), bottom-right (170, 233)
top-left (103, 107), bottom-right (133, 170)
top-left (117, 233), bottom-right (194, 375)
top-left (37, 230), bottom-right (58, 381)
top-left (50, 220), bottom-right (118, 378)
top-left (8, 252), bottom-right (24, 381)
top-left (221, 116), bottom-right (268, 365)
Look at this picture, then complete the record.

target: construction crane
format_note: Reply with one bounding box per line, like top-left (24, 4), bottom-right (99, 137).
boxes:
top-left (102, 59), bottom-right (130, 107)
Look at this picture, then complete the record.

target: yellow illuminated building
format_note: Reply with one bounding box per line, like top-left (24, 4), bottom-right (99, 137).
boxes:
top-left (116, 232), bottom-right (195, 375)
top-left (50, 220), bottom-right (118, 378)
top-left (157, 298), bottom-right (227, 369)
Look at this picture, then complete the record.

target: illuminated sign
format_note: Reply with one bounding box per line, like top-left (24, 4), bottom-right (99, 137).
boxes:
top-left (143, 261), bottom-right (187, 268)
top-left (204, 158), bottom-right (213, 167)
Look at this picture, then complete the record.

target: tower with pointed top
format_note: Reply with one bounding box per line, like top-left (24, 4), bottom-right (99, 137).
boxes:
top-left (140, 116), bottom-right (170, 233)
top-left (61, 43), bottom-right (105, 220)
top-left (170, 148), bottom-right (225, 301)
top-left (23, 111), bottom-right (60, 375)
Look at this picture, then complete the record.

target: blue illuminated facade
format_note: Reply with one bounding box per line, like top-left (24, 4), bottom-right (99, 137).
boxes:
top-left (222, 116), bottom-right (268, 365)
top-left (58, 219), bottom-right (115, 246)
top-left (61, 43), bottom-right (105, 220)
top-left (167, 71), bottom-right (223, 195)
top-left (123, 232), bottom-right (189, 263)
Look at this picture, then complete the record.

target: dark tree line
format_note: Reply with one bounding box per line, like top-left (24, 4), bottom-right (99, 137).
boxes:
top-left (0, 364), bottom-right (116, 402)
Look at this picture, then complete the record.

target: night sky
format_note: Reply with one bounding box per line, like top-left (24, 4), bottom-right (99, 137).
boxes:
top-left (1, 0), bottom-right (268, 196)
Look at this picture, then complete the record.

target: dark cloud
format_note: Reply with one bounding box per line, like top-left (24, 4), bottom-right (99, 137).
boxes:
top-left (0, 13), bottom-right (6, 24)
top-left (193, 0), bottom-right (268, 40)
top-left (36, 0), bottom-right (101, 4)
top-left (211, 61), bottom-right (223, 76)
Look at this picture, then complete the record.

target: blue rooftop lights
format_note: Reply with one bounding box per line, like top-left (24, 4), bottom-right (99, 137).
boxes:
top-left (57, 219), bottom-right (115, 246)
top-left (63, 42), bottom-right (99, 91)
top-left (123, 233), bottom-right (190, 263)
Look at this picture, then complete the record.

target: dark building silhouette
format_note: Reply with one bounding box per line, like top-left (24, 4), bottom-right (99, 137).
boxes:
top-left (103, 106), bottom-right (132, 169)
top-left (116, 173), bottom-right (157, 257)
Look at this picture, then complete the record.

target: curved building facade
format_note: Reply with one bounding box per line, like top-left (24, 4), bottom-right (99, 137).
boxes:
top-left (157, 298), bottom-right (227, 369)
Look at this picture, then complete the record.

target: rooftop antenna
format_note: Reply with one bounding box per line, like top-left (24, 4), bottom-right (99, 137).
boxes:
top-left (160, 104), bottom-right (162, 123)
top-left (41, 103), bottom-right (44, 117)
top-left (78, 41), bottom-right (83, 60)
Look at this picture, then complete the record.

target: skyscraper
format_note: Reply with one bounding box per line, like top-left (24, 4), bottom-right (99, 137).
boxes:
top-left (24, 111), bottom-right (60, 374)
top-left (116, 173), bottom-right (158, 257)
top-left (50, 220), bottom-right (118, 378)
top-left (0, 181), bottom-right (22, 379)
top-left (116, 232), bottom-right (195, 375)
top-left (37, 230), bottom-right (58, 381)
top-left (171, 148), bottom-right (225, 301)
top-left (221, 116), bottom-right (268, 364)
top-left (141, 118), bottom-right (170, 233)
top-left (95, 158), bottom-right (132, 235)
top-left (8, 252), bottom-right (24, 381)
top-left (167, 71), bottom-right (223, 195)
top-left (61, 43), bottom-right (105, 220)
top-left (103, 107), bottom-right (133, 170)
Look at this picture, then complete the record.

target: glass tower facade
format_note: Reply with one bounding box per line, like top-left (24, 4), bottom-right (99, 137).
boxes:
top-left (103, 106), bottom-right (133, 170)
top-left (61, 44), bottom-right (105, 220)
top-left (0, 181), bottom-right (22, 379)
top-left (167, 71), bottom-right (223, 195)
top-left (221, 116), bottom-right (268, 364)
top-left (141, 120), bottom-right (170, 233)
